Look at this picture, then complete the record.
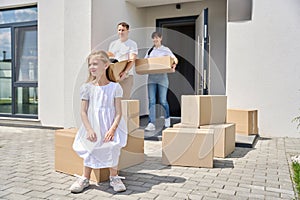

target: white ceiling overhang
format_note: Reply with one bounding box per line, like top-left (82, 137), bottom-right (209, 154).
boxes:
top-left (125, 0), bottom-right (202, 8)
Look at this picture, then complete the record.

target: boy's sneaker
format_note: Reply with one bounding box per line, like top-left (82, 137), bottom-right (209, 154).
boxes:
top-left (110, 176), bottom-right (126, 192)
top-left (145, 123), bottom-right (155, 131)
top-left (165, 118), bottom-right (171, 127)
top-left (70, 175), bottom-right (89, 193)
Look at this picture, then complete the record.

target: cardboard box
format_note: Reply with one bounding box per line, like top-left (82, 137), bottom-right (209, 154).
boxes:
top-left (181, 95), bottom-right (227, 127)
top-left (135, 56), bottom-right (175, 75)
top-left (121, 100), bottom-right (140, 133)
top-left (122, 128), bottom-right (144, 153)
top-left (55, 129), bottom-right (109, 183)
top-left (200, 124), bottom-right (236, 158)
top-left (173, 123), bottom-right (235, 158)
top-left (118, 129), bottom-right (144, 169)
top-left (107, 60), bottom-right (128, 82)
top-left (173, 123), bottom-right (198, 128)
top-left (162, 128), bottom-right (214, 168)
top-left (227, 109), bottom-right (258, 135)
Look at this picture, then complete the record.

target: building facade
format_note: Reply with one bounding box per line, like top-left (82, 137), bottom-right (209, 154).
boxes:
top-left (0, 0), bottom-right (299, 137)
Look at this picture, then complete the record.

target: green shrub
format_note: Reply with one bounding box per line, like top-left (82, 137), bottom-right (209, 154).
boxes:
top-left (292, 162), bottom-right (300, 196)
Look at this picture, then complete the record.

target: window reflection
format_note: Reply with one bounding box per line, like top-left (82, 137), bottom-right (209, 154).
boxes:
top-left (0, 7), bottom-right (37, 24)
top-left (15, 26), bottom-right (38, 81)
top-left (16, 87), bottom-right (38, 115)
top-left (0, 28), bottom-right (11, 114)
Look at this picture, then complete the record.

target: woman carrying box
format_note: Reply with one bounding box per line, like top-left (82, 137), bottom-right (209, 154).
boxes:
top-left (144, 31), bottom-right (178, 131)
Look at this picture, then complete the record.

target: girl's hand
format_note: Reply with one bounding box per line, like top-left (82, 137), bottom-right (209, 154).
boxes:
top-left (103, 130), bottom-right (115, 143)
top-left (86, 129), bottom-right (97, 142)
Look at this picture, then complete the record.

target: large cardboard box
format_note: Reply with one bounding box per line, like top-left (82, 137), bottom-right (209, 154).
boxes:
top-left (181, 95), bottom-right (227, 127)
top-left (162, 128), bottom-right (214, 168)
top-left (200, 124), bottom-right (236, 158)
top-left (121, 100), bottom-right (140, 133)
top-left (173, 123), bottom-right (235, 158)
top-left (135, 56), bottom-right (175, 75)
top-left (107, 60), bottom-right (128, 82)
top-left (227, 109), bottom-right (258, 135)
top-left (55, 129), bottom-right (109, 183)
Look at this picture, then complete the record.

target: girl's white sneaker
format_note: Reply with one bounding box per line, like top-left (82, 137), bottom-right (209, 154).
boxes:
top-left (70, 175), bottom-right (89, 193)
top-left (110, 176), bottom-right (126, 192)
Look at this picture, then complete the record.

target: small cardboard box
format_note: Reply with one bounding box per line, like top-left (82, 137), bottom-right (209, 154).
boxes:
top-left (181, 95), bottom-right (227, 127)
top-left (121, 100), bottom-right (140, 133)
top-left (135, 56), bottom-right (175, 75)
top-left (162, 128), bottom-right (214, 168)
top-left (55, 129), bottom-right (109, 183)
top-left (107, 60), bottom-right (128, 82)
top-left (227, 109), bottom-right (258, 135)
top-left (200, 123), bottom-right (236, 158)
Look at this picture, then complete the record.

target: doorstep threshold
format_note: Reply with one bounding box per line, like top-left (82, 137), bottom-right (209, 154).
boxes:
top-left (0, 117), bottom-right (62, 130)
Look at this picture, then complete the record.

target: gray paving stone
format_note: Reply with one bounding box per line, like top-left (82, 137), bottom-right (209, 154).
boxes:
top-left (0, 190), bottom-right (11, 198)
top-left (25, 191), bottom-right (52, 199)
top-left (148, 188), bottom-right (176, 197)
top-left (218, 193), bottom-right (248, 200)
top-left (208, 187), bottom-right (235, 196)
top-left (67, 192), bottom-right (96, 200)
top-left (1, 126), bottom-right (300, 199)
top-left (2, 193), bottom-right (31, 200)
top-left (165, 185), bottom-right (193, 193)
top-left (47, 194), bottom-right (75, 200)
top-left (5, 187), bottom-right (31, 195)
top-left (45, 188), bottom-right (70, 196)
top-left (129, 192), bottom-right (158, 199)
top-left (126, 185), bottom-right (150, 192)
top-left (265, 186), bottom-right (294, 195)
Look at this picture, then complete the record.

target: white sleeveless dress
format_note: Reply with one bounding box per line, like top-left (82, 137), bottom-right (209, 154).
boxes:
top-left (73, 82), bottom-right (128, 168)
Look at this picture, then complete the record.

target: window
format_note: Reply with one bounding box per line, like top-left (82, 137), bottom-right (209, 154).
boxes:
top-left (0, 6), bottom-right (37, 118)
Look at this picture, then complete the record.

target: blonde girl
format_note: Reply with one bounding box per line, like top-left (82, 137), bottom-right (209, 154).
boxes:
top-left (71, 51), bottom-right (127, 193)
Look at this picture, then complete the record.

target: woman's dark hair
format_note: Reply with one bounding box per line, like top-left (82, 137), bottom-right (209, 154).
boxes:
top-left (151, 31), bottom-right (162, 39)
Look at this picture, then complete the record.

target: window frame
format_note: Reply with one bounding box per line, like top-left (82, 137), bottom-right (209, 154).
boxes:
top-left (0, 5), bottom-right (38, 118)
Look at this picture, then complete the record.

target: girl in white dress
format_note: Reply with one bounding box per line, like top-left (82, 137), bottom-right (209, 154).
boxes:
top-left (70, 50), bottom-right (128, 193)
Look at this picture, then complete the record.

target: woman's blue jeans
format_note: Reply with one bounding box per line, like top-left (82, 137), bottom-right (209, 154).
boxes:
top-left (148, 74), bottom-right (170, 123)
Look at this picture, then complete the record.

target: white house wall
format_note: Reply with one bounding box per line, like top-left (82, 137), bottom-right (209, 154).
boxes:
top-left (63, 0), bottom-right (92, 128)
top-left (227, 0), bottom-right (300, 137)
top-left (38, 0), bottom-right (64, 127)
top-left (39, 0), bottom-right (91, 127)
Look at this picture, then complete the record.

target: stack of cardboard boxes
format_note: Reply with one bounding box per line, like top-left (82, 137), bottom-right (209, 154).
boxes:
top-left (162, 95), bottom-right (236, 168)
top-left (118, 100), bottom-right (144, 169)
top-left (55, 100), bottom-right (144, 183)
